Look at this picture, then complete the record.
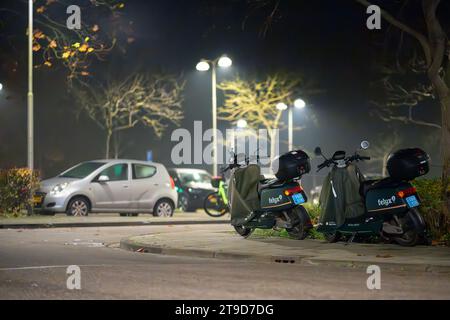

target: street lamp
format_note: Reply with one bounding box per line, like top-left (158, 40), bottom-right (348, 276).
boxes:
top-left (0, 83), bottom-right (3, 91)
top-left (276, 103), bottom-right (288, 111)
top-left (28, 0), bottom-right (34, 171)
top-left (294, 98), bottom-right (306, 109)
top-left (277, 99), bottom-right (306, 151)
top-left (196, 55), bottom-right (233, 176)
top-left (236, 119), bottom-right (248, 129)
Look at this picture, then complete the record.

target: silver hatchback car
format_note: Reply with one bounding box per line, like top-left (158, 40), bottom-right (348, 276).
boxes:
top-left (34, 160), bottom-right (178, 217)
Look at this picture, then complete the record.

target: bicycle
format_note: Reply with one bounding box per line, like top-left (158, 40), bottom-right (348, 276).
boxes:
top-left (203, 176), bottom-right (229, 217)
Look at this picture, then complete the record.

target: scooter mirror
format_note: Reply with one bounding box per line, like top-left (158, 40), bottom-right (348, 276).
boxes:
top-left (314, 147), bottom-right (322, 157)
top-left (361, 141), bottom-right (370, 150)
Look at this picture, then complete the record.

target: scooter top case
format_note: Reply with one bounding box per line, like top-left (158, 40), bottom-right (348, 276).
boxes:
top-left (362, 179), bottom-right (420, 216)
top-left (260, 181), bottom-right (308, 211)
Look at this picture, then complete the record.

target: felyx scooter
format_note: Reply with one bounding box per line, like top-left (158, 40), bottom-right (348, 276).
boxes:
top-left (315, 141), bottom-right (429, 246)
top-left (226, 150), bottom-right (313, 240)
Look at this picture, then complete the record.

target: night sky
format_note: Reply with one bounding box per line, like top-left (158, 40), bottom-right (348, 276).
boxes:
top-left (0, 0), bottom-right (443, 187)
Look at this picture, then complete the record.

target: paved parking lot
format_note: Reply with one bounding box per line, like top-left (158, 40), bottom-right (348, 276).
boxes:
top-left (1, 224), bottom-right (449, 299)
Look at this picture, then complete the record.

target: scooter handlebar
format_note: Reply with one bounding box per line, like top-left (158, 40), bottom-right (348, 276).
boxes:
top-left (317, 160), bottom-right (332, 172)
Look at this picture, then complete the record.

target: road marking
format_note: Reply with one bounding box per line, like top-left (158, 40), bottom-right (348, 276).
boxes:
top-left (0, 264), bottom-right (112, 271)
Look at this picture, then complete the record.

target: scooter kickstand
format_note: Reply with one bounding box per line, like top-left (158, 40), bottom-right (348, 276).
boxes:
top-left (345, 232), bottom-right (357, 246)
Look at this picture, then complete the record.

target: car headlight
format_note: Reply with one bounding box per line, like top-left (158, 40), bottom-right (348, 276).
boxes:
top-left (50, 182), bottom-right (70, 195)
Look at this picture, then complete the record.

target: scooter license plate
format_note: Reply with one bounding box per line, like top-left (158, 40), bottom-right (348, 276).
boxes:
top-left (292, 193), bottom-right (305, 205)
top-left (406, 195), bottom-right (419, 208)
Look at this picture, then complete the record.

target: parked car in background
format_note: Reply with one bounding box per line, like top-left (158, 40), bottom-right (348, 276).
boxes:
top-left (168, 168), bottom-right (214, 212)
top-left (34, 160), bottom-right (177, 217)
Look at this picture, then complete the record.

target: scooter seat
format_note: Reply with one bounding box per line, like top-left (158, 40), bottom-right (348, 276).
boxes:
top-left (359, 177), bottom-right (394, 196)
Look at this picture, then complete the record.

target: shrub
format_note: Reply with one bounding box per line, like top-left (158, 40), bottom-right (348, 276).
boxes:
top-left (0, 168), bottom-right (40, 216)
top-left (303, 202), bottom-right (320, 224)
top-left (413, 178), bottom-right (449, 241)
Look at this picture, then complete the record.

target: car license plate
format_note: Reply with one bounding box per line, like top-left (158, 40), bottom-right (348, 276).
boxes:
top-left (292, 193), bottom-right (305, 205)
top-left (33, 195), bottom-right (43, 205)
top-left (406, 195), bottom-right (419, 208)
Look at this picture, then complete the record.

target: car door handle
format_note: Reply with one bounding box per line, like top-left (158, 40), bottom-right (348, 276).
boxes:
top-left (154, 183), bottom-right (159, 186)
top-left (123, 185), bottom-right (129, 189)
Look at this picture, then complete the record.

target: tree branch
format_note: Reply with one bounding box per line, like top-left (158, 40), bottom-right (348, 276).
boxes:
top-left (353, 0), bottom-right (432, 66)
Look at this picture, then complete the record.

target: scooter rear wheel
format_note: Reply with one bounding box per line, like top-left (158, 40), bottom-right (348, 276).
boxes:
top-left (234, 226), bottom-right (254, 238)
top-left (286, 206), bottom-right (311, 240)
top-left (391, 210), bottom-right (420, 247)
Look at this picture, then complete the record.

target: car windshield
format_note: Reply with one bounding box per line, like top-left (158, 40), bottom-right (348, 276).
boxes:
top-left (60, 162), bottom-right (106, 179)
top-left (179, 172), bottom-right (211, 184)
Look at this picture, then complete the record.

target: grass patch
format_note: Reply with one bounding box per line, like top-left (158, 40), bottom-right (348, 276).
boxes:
top-left (252, 228), bottom-right (291, 239)
top-left (252, 227), bottom-right (325, 240)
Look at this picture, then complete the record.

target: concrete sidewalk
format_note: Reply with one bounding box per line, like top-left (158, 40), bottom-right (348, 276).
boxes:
top-left (121, 225), bottom-right (450, 272)
top-left (0, 212), bottom-right (229, 229)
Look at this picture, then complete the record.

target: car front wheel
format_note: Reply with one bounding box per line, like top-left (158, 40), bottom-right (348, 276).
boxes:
top-left (153, 200), bottom-right (174, 217)
top-left (66, 197), bottom-right (90, 216)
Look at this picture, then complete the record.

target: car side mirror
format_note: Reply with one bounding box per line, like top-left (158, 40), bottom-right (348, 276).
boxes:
top-left (361, 141), bottom-right (370, 150)
top-left (98, 175), bottom-right (110, 183)
top-left (314, 147), bottom-right (322, 157)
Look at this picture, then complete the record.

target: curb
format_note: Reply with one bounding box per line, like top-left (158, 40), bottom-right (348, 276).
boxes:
top-left (0, 219), bottom-right (230, 230)
top-left (120, 238), bottom-right (450, 273)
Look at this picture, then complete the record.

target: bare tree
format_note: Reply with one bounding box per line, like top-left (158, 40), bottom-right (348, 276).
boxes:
top-left (76, 73), bottom-right (185, 158)
top-left (218, 74), bottom-right (301, 159)
top-left (370, 73), bottom-right (441, 129)
top-left (353, 0), bottom-right (450, 223)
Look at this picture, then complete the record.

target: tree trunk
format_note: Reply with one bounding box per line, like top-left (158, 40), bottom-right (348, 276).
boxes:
top-left (438, 95), bottom-right (450, 223)
top-left (269, 129), bottom-right (279, 163)
top-left (422, 0), bottom-right (450, 224)
top-left (105, 131), bottom-right (112, 159)
top-left (382, 154), bottom-right (388, 177)
top-left (439, 55), bottom-right (450, 226)
top-left (113, 131), bottom-right (119, 159)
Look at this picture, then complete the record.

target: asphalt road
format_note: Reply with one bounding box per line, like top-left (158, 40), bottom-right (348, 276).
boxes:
top-left (0, 224), bottom-right (449, 299)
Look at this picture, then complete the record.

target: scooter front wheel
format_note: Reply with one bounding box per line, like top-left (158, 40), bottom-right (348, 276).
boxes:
top-left (234, 226), bottom-right (254, 238)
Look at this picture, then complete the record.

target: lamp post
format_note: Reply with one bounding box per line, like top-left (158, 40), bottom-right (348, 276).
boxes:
top-left (196, 55), bottom-right (232, 176)
top-left (277, 99), bottom-right (306, 151)
top-left (28, 0), bottom-right (34, 171)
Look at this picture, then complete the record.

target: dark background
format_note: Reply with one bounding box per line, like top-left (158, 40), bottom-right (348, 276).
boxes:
top-left (0, 0), bottom-right (443, 190)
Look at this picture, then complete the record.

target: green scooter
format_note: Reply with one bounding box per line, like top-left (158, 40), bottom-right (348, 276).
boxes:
top-left (226, 150), bottom-right (313, 240)
top-left (314, 141), bottom-right (429, 246)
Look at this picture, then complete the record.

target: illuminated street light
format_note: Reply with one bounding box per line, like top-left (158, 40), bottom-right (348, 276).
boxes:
top-left (0, 83), bottom-right (3, 91)
top-left (237, 119), bottom-right (248, 129)
top-left (276, 103), bottom-right (288, 111)
top-left (294, 98), bottom-right (306, 109)
top-left (196, 61), bottom-right (210, 72)
top-left (218, 56), bottom-right (233, 68)
top-left (196, 54), bottom-right (233, 176)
